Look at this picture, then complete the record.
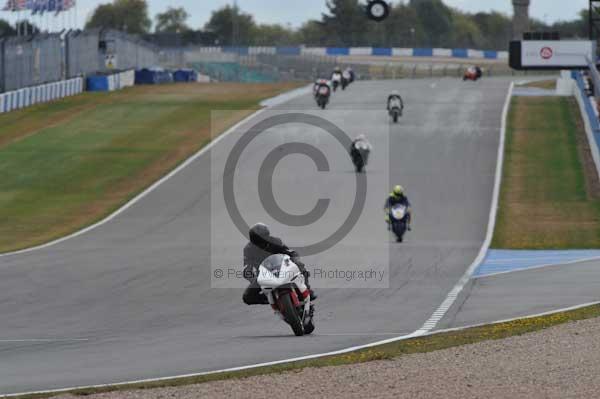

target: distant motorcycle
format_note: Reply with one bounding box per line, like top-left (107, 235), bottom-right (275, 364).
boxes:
top-left (463, 66), bottom-right (483, 81)
top-left (342, 70), bottom-right (352, 90)
top-left (315, 84), bottom-right (331, 109)
top-left (256, 254), bottom-right (315, 336)
top-left (389, 204), bottom-right (409, 242)
top-left (388, 98), bottom-right (403, 123)
top-left (351, 142), bottom-right (371, 173)
top-left (332, 72), bottom-right (342, 92)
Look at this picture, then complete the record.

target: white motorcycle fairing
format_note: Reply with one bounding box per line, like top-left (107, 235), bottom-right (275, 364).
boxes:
top-left (391, 204), bottom-right (407, 221)
top-left (256, 254), bottom-right (313, 335)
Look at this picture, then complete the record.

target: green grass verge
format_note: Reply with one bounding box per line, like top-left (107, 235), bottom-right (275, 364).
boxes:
top-left (11, 302), bottom-right (600, 399)
top-left (0, 82), bottom-right (300, 253)
top-left (492, 96), bottom-right (600, 248)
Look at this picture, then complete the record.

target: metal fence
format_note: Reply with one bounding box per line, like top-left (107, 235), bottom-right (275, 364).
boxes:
top-left (0, 34), bottom-right (63, 92)
top-left (0, 29), bottom-right (159, 93)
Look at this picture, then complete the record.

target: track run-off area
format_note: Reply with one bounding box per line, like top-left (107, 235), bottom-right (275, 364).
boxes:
top-left (0, 77), bottom-right (561, 395)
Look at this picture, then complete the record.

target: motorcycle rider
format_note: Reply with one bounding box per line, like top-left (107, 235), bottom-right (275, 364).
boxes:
top-left (331, 67), bottom-right (343, 90)
top-left (387, 90), bottom-right (404, 115)
top-left (384, 185), bottom-right (412, 233)
top-left (349, 134), bottom-right (372, 172)
top-left (313, 78), bottom-right (330, 97)
top-left (242, 223), bottom-right (317, 305)
top-left (345, 67), bottom-right (355, 83)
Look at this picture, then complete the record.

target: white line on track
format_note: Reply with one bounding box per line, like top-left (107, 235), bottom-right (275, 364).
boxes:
top-left (413, 81), bottom-right (514, 335)
top-left (0, 339), bottom-right (89, 343)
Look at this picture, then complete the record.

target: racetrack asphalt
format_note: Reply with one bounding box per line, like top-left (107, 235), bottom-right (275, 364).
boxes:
top-left (0, 78), bottom-right (511, 394)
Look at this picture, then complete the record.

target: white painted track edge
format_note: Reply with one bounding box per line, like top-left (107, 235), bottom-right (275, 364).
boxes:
top-left (6, 297), bottom-right (598, 398)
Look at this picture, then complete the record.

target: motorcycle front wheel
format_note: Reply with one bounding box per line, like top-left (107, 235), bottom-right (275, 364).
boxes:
top-left (279, 292), bottom-right (304, 336)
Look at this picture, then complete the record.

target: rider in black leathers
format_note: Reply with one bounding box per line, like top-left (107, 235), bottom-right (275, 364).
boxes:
top-left (242, 223), bottom-right (316, 305)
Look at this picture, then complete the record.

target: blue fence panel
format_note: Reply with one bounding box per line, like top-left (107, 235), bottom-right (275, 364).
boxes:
top-left (451, 48), bottom-right (468, 58)
top-left (276, 46), bottom-right (301, 56)
top-left (413, 48), bottom-right (433, 57)
top-left (87, 76), bottom-right (110, 91)
top-left (326, 47), bottom-right (350, 56)
top-left (372, 47), bottom-right (392, 56)
top-left (484, 50), bottom-right (498, 59)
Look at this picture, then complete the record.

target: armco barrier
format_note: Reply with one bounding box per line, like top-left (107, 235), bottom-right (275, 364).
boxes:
top-left (0, 77), bottom-right (83, 115)
top-left (413, 48), bottom-right (434, 57)
top-left (188, 46), bottom-right (506, 60)
top-left (574, 71), bottom-right (600, 179)
top-left (86, 70), bottom-right (135, 92)
top-left (326, 47), bottom-right (350, 56)
top-left (372, 47), bottom-right (392, 56)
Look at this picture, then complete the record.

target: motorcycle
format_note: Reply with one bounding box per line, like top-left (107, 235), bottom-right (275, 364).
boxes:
top-left (389, 105), bottom-right (402, 123)
top-left (342, 71), bottom-right (351, 90)
top-left (463, 66), bottom-right (482, 81)
top-left (351, 143), bottom-right (370, 173)
top-left (315, 84), bottom-right (330, 109)
top-left (388, 204), bottom-right (409, 242)
top-left (388, 98), bottom-right (403, 123)
top-left (332, 72), bottom-right (342, 92)
top-left (257, 254), bottom-right (315, 336)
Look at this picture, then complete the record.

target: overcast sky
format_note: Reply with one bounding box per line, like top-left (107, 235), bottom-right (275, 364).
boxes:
top-left (1, 0), bottom-right (590, 31)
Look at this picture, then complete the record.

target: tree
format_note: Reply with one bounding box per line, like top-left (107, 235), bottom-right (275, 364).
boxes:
top-left (204, 5), bottom-right (256, 45)
top-left (155, 6), bottom-right (190, 33)
top-left (253, 24), bottom-right (296, 46)
top-left (371, 3), bottom-right (423, 47)
top-left (321, 0), bottom-right (368, 46)
top-left (297, 20), bottom-right (328, 46)
top-left (472, 11), bottom-right (511, 50)
top-left (0, 19), bottom-right (16, 37)
top-left (411, 0), bottom-right (453, 46)
top-left (452, 13), bottom-right (483, 48)
top-left (86, 0), bottom-right (151, 35)
top-left (550, 9), bottom-right (587, 39)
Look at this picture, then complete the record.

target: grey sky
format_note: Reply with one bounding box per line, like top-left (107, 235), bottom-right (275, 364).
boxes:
top-left (0, 0), bottom-right (590, 31)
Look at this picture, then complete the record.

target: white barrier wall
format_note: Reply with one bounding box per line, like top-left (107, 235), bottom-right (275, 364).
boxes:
top-left (101, 70), bottom-right (135, 92)
top-left (0, 77), bottom-right (84, 114)
top-left (433, 48), bottom-right (452, 57)
top-left (392, 48), bottom-right (413, 57)
top-left (349, 47), bottom-right (372, 56)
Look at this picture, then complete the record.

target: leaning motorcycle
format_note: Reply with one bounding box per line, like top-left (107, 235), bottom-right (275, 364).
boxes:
top-left (388, 204), bottom-right (409, 242)
top-left (257, 254), bottom-right (315, 336)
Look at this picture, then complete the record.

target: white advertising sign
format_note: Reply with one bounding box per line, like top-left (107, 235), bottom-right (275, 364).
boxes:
top-left (522, 41), bottom-right (595, 67)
